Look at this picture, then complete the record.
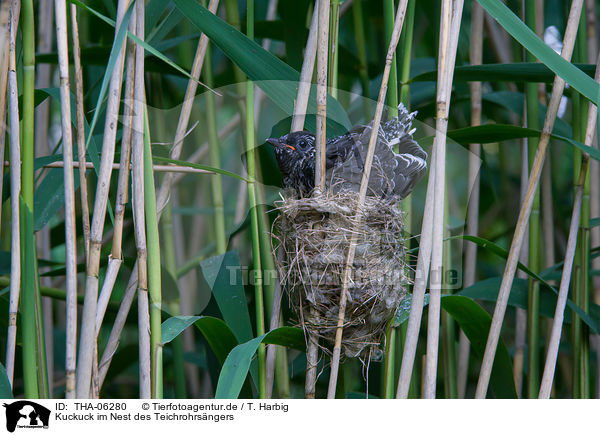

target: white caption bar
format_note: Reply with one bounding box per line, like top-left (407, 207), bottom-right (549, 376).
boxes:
top-left (0, 399), bottom-right (596, 434)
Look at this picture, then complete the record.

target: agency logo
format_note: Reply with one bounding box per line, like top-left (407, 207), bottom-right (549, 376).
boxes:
top-left (2, 401), bottom-right (50, 432)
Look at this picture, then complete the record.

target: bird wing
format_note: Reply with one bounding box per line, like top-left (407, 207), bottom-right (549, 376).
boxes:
top-left (325, 126), bottom-right (366, 170)
top-left (391, 134), bottom-right (428, 198)
top-left (326, 104), bottom-right (427, 199)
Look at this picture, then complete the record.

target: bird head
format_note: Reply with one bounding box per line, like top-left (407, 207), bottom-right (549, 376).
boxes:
top-left (266, 131), bottom-right (316, 175)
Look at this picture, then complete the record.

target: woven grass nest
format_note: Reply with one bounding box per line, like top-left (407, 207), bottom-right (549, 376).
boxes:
top-left (273, 190), bottom-right (410, 361)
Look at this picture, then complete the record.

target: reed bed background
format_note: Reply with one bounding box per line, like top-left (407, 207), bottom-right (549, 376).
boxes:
top-left (0, 0), bottom-right (599, 399)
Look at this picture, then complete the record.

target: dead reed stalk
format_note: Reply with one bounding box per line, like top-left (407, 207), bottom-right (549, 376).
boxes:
top-left (458, 0), bottom-right (483, 399)
top-left (5, 0), bottom-right (20, 386)
top-left (539, 51), bottom-right (600, 398)
top-left (77, 0), bottom-right (131, 399)
top-left (54, 0), bottom-right (79, 400)
top-left (155, 0), bottom-right (219, 219)
top-left (475, 0), bottom-right (584, 398)
top-left (327, 0), bottom-right (409, 399)
top-left (69, 3), bottom-right (90, 260)
top-left (423, 0), bottom-right (464, 399)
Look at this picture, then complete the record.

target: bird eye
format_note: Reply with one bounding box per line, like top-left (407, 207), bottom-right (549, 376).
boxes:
top-left (299, 140), bottom-right (306, 148)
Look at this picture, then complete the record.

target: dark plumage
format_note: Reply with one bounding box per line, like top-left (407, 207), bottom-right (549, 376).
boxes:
top-left (267, 104), bottom-right (427, 200)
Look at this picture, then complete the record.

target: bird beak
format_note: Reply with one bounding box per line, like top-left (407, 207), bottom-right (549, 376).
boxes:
top-left (267, 138), bottom-right (296, 151)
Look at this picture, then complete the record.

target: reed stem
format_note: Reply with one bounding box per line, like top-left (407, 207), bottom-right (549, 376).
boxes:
top-left (144, 108), bottom-right (163, 399)
top-left (475, 0), bottom-right (584, 397)
top-left (328, 0), bottom-right (340, 98)
top-left (328, 0), bottom-right (409, 399)
top-left (21, 0), bottom-right (45, 398)
top-left (524, 0), bottom-right (541, 398)
top-left (246, 0), bottom-right (266, 398)
top-left (424, 0), bottom-right (463, 398)
top-left (458, 0), bottom-right (483, 399)
top-left (55, 0), bottom-right (79, 400)
top-left (315, 0), bottom-right (330, 192)
top-left (77, 0), bottom-right (131, 398)
top-left (398, 0), bottom-right (414, 107)
top-left (382, 0), bottom-right (399, 398)
top-left (352, 0), bottom-right (370, 109)
top-left (161, 203), bottom-right (187, 398)
top-left (5, 0), bottom-right (20, 388)
top-left (539, 71), bottom-right (598, 395)
top-left (203, 44), bottom-right (227, 255)
top-left (70, 3), bottom-right (90, 261)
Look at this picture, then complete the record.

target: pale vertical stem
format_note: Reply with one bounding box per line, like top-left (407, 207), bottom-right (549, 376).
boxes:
top-left (398, 0), bottom-right (415, 107)
top-left (96, 120), bottom-right (234, 390)
top-left (224, 0), bottom-right (246, 97)
top-left (539, 160), bottom-right (592, 398)
top-left (22, 0), bottom-right (48, 398)
top-left (475, 0), bottom-right (584, 398)
top-left (327, 0), bottom-right (409, 399)
top-left (585, 0), bottom-right (597, 63)
top-left (483, 14), bottom-right (515, 68)
top-left (95, 16), bottom-right (137, 334)
top-left (256, 190), bottom-right (284, 398)
top-left (42, 301), bottom-right (53, 397)
top-left (5, 0), bottom-right (20, 386)
top-left (291, 1), bottom-right (319, 133)
top-left (541, 161), bottom-right (555, 271)
top-left (424, 0), bottom-right (464, 399)
top-left (539, 162), bottom-right (590, 398)
top-left (441, 188), bottom-right (457, 398)
top-left (69, 3), bottom-right (90, 260)
top-left (95, 261), bottom-right (122, 334)
top-left (514, 141), bottom-right (530, 397)
top-left (54, 0), bottom-right (78, 400)
top-left (573, 18), bottom-right (591, 398)
top-left (382, 322), bottom-right (396, 398)
top-left (97, 263), bottom-right (138, 388)
top-left (111, 18), bottom-right (136, 261)
top-left (382, 0), bottom-right (400, 398)
top-left (131, 0), bottom-right (151, 399)
top-left (173, 198), bottom-right (201, 397)
top-left (144, 110), bottom-right (163, 399)
top-left (253, 0), bottom-right (278, 116)
top-left (36, 1), bottom-right (54, 391)
top-left (155, 0), bottom-right (219, 219)
top-left (383, 0), bottom-right (398, 115)
top-left (169, 116), bottom-right (236, 187)
top-left (259, 1), bottom-right (285, 399)
top-left (204, 46), bottom-right (226, 254)
top-left (77, 0), bottom-right (131, 399)
top-left (161, 203), bottom-right (186, 398)
top-left (34, 0), bottom-right (52, 161)
top-left (328, 0), bottom-right (339, 98)
top-left (536, 4), bottom-right (558, 398)
top-left (305, 331), bottom-right (319, 399)
top-left (352, 0), bottom-right (370, 121)
top-left (170, 191), bottom-right (199, 396)
top-left (315, 0), bottom-right (330, 192)
top-left (591, 34), bottom-right (600, 397)
top-left (152, 0), bottom-right (218, 392)
top-left (266, 264), bottom-right (283, 398)
top-left (137, 286), bottom-right (151, 399)
top-left (458, 0), bottom-right (483, 399)
top-left (246, 0), bottom-right (267, 399)
top-left (396, 116), bottom-right (437, 397)
top-left (0, 0), bottom-right (10, 237)
top-left (537, 0), bottom-right (554, 283)
top-left (289, 0), bottom-right (320, 399)
top-left (524, 0), bottom-right (542, 399)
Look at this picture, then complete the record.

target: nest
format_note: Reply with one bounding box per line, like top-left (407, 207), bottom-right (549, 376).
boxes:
top-left (273, 191), bottom-right (410, 361)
